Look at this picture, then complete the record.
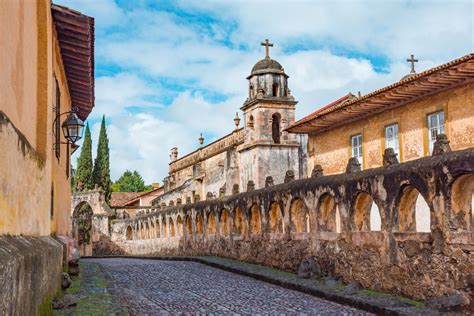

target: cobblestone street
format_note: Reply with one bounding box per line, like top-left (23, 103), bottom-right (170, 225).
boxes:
top-left (85, 258), bottom-right (372, 315)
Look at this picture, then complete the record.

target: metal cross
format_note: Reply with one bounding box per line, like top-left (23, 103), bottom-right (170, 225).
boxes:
top-left (407, 54), bottom-right (418, 74)
top-left (261, 39), bottom-right (273, 58)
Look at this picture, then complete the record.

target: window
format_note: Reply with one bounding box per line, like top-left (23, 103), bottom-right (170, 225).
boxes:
top-left (55, 80), bottom-right (61, 160)
top-left (385, 123), bottom-right (399, 157)
top-left (427, 111), bottom-right (444, 154)
top-left (272, 83), bottom-right (279, 97)
top-left (272, 113), bottom-right (281, 143)
top-left (351, 134), bottom-right (363, 167)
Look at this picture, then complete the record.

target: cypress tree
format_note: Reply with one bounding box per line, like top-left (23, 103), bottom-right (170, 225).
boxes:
top-left (75, 123), bottom-right (94, 190)
top-left (92, 115), bottom-right (111, 202)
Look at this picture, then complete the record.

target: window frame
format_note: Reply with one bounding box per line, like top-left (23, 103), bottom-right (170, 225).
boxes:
top-left (427, 110), bottom-right (445, 154)
top-left (350, 133), bottom-right (363, 168)
top-left (384, 123), bottom-right (400, 158)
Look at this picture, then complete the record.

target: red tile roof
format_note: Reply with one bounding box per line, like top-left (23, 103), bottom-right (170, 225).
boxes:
top-left (110, 192), bottom-right (143, 207)
top-left (52, 4), bottom-right (95, 121)
top-left (288, 53), bottom-right (474, 134)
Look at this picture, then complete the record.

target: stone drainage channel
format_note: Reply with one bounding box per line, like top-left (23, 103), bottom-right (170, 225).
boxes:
top-left (55, 256), bottom-right (439, 315)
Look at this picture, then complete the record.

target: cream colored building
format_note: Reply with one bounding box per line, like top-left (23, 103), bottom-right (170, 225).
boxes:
top-left (288, 54), bottom-right (474, 175)
top-left (0, 1), bottom-right (94, 313)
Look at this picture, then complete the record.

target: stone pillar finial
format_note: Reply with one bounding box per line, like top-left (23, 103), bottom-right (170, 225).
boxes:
top-left (311, 165), bottom-right (324, 178)
top-left (232, 184), bottom-right (239, 195)
top-left (247, 180), bottom-right (255, 192)
top-left (432, 134), bottom-right (451, 156)
top-left (194, 194), bottom-right (200, 202)
top-left (170, 147), bottom-right (178, 162)
top-left (186, 196), bottom-right (191, 204)
top-left (383, 148), bottom-right (399, 166)
top-left (206, 192), bottom-right (213, 200)
top-left (219, 185), bottom-right (226, 197)
top-left (346, 157), bottom-right (361, 173)
top-left (284, 170), bottom-right (295, 183)
top-left (234, 112), bottom-right (241, 129)
top-left (265, 176), bottom-right (274, 187)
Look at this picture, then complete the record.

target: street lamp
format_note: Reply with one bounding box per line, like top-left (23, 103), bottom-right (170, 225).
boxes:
top-left (54, 106), bottom-right (85, 147)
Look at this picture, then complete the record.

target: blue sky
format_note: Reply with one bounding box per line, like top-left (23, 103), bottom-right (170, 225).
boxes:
top-left (56, 0), bottom-right (473, 184)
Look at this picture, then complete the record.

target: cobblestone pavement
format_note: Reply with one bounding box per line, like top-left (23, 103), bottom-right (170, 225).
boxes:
top-left (84, 258), bottom-right (372, 315)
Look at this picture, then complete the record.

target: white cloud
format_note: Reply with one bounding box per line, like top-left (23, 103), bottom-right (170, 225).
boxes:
top-left (62, 0), bottom-right (472, 184)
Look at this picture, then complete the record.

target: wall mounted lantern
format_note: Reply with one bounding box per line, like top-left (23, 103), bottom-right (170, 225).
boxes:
top-left (54, 106), bottom-right (85, 148)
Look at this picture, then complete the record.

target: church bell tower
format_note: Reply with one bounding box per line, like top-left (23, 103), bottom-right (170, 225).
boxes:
top-left (239, 39), bottom-right (305, 189)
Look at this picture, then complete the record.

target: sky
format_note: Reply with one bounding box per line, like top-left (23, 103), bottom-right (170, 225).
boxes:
top-left (56, 0), bottom-right (473, 184)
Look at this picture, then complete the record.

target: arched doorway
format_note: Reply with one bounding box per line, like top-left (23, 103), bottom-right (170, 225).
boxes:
top-left (72, 201), bottom-right (93, 256)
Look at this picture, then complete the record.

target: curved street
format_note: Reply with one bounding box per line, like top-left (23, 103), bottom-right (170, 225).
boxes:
top-left (85, 258), bottom-right (371, 315)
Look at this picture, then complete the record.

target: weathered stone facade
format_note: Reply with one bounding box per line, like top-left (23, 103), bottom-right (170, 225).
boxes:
top-left (155, 52), bottom-right (308, 208)
top-left (71, 190), bottom-right (113, 256)
top-left (110, 148), bottom-right (473, 303)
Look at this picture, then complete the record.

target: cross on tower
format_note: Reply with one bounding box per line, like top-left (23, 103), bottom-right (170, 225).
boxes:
top-left (407, 54), bottom-right (418, 74)
top-left (261, 39), bottom-right (273, 58)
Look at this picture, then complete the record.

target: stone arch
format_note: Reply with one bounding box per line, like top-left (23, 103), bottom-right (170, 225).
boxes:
top-left (185, 215), bottom-right (193, 236)
top-left (155, 218), bottom-right (160, 238)
top-left (249, 204), bottom-right (262, 235)
top-left (146, 222), bottom-right (151, 239)
top-left (150, 221), bottom-right (155, 239)
top-left (176, 215), bottom-right (183, 236)
top-left (220, 209), bottom-right (230, 236)
top-left (450, 174), bottom-right (474, 231)
top-left (354, 192), bottom-right (382, 231)
top-left (397, 186), bottom-right (431, 232)
top-left (268, 201), bottom-right (283, 233)
top-left (272, 82), bottom-right (279, 97)
top-left (290, 198), bottom-right (310, 233)
top-left (169, 217), bottom-right (176, 237)
top-left (233, 206), bottom-right (246, 236)
top-left (162, 217), bottom-right (167, 238)
top-left (207, 211), bottom-right (217, 235)
top-left (126, 226), bottom-right (133, 240)
top-left (196, 212), bottom-right (204, 235)
top-left (72, 201), bottom-right (94, 253)
top-left (317, 193), bottom-right (341, 233)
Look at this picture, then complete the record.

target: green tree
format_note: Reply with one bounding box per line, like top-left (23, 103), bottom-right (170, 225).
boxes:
top-left (92, 115), bottom-right (111, 202)
top-left (112, 170), bottom-right (152, 192)
top-left (74, 123), bottom-right (94, 190)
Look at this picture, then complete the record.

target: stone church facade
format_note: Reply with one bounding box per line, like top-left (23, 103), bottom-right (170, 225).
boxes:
top-left (154, 46), bottom-right (308, 208)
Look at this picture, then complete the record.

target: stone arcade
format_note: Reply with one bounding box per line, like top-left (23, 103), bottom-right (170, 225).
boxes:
top-left (74, 52), bottom-right (474, 308)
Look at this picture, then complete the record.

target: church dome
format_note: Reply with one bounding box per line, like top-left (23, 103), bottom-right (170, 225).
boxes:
top-left (249, 57), bottom-right (287, 77)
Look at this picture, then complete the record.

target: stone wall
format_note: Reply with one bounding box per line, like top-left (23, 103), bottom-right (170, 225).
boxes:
top-left (110, 148), bottom-right (473, 302)
top-left (0, 236), bottom-right (63, 314)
